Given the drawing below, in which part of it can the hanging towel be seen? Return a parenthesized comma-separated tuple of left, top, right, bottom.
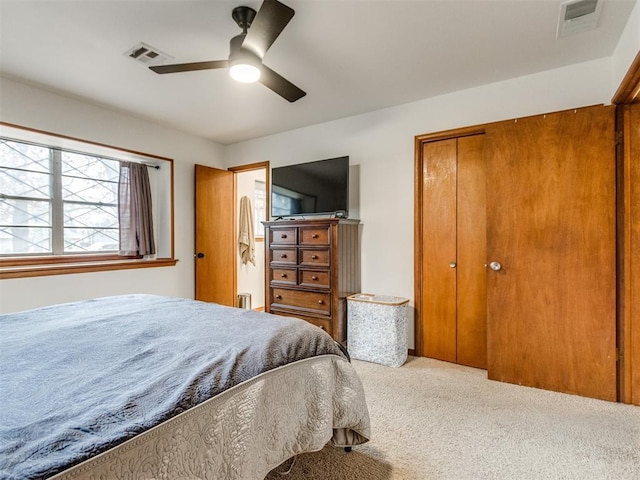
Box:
(238, 195, 255, 266)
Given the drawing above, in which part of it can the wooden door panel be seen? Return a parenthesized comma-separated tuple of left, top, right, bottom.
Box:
(628, 103, 640, 405)
(485, 106, 616, 401)
(194, 165, 235, 306)
(422, 139, 457, 362)
(456, 135, 487, 369)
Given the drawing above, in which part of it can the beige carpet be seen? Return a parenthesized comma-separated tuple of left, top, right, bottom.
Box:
(266, 356, 640, 480)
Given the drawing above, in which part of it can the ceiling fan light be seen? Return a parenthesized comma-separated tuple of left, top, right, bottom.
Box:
(230, 63, 261, 83)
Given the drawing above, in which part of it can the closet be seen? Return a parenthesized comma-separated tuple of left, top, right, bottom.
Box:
(416, 105, 617, 401)
(420, 134, 487, 369)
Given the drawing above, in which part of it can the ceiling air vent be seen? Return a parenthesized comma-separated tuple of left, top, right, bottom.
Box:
(125, 42, 172, 66)
(557, 0, 602, 38)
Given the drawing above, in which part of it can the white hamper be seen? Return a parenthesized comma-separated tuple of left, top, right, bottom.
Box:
(347, 294, 409, 367)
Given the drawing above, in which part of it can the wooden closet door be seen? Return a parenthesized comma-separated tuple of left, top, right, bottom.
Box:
(626, 103, 640, 405)
(422, 138, 457, 363)
(485, 106, 616, 401)
(421, 135, 487, 367)
(456, 135, 487, 369)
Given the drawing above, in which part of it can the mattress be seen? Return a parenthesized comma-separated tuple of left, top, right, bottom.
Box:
(0, 295, 370, 479)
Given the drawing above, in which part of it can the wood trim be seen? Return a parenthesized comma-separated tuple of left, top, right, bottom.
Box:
(612, 50, 640, 105)
(414, 135, 424, 357)
(0, 121, 174, 161)
(0, 254, 139, 266)
(620, 105, 632, 403)
(0, 258, 178, 279)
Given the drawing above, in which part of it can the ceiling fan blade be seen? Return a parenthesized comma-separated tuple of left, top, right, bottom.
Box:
(242, 0, 295, 59)
(149, 60, 229, 74)
(260, 64, 306, 103)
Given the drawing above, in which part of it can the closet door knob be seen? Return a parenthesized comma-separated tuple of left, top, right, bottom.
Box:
(489, 261, 502, 271)
(449, 262, 456, 268)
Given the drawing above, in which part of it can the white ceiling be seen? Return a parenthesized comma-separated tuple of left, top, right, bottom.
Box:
(0, 0, 636, 145)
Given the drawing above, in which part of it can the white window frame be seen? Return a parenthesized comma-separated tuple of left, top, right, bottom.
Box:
(0, 122, 176, 279)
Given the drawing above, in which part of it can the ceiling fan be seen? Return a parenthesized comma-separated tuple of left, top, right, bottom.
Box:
(149, 0, 306, 103)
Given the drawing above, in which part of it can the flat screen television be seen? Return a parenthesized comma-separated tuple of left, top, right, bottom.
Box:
(271, 156, 349, 218)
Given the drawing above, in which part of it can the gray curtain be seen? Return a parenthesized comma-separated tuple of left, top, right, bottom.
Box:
(118, 162, 156, 256)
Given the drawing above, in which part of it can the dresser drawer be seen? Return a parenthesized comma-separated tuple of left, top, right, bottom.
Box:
(270, 309, 332, 334)
(299, 226, 330, 245)
(270, 248, 297, 265)
(270, 268, 297, 285)
(299, 269, 330, 289)
(271, 288, 331, 315)
(269, 227, 297, 245)
(299, 248, 330, 267)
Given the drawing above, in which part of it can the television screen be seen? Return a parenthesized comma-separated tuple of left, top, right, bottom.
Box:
(271, 156, 349, 218)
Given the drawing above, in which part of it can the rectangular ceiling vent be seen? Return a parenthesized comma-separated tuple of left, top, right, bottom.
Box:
(557, 0, 602, 38)
(125, 42, 172, 66)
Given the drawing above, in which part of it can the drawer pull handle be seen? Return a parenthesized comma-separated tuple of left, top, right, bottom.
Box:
(280, 273, 287, 278)
(320, 326, 325, 330)
(312, 276, 318, 280)
(281, 234, 287, 238)
(318, 300, 324, 305)
(280, 254, 287, 258)
(311, 255, 318, 259)
(275, 295, 282, 299)
(312, 234, 318, 239)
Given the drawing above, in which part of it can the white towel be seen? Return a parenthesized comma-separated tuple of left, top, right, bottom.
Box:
(238, 195, 255, 266)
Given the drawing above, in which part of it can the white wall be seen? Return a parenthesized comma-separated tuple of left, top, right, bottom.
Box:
(225, 57, 613, 349)
(612, 0, 640, 97)
(0, 77, 225, 313)
(236, 169, 266, 309)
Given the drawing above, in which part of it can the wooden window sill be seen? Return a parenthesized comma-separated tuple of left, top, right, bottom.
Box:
(0, 258, 178, 279)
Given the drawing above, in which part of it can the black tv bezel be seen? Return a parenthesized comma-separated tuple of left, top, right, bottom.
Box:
(270, 156, 349, 219)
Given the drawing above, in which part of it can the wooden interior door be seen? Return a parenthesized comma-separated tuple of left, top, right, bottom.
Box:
(421, 135, 487, 368)
(194, 164, 235, 306)
(485, 106, 617, 401)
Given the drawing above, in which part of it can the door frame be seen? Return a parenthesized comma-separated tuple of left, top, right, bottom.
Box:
(414, 125, 486, 357)
(228, 161, 270, 309)
(612, 50, 640, 404)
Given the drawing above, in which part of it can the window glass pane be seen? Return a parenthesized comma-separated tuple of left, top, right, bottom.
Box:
(61, 152, 119, 181)
(61, 152, 119, 203)
(63, 203, 118, 252)
(0, 140, 50, 173)
(254, 180, 266, 236)
(0, 226, 51, 254)
(64, 228, 119, 253)
(1, 197, 52, 256)
(0, 169, 51, 199)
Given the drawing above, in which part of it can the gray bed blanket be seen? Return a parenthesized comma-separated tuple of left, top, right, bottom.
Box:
(0, 294, 345, 480)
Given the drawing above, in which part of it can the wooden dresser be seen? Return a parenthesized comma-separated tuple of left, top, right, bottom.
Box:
(263, 218, 361, 342)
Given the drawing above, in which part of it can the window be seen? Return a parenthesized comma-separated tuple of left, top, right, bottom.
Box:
(0, 123, 176, 278)
(1, 139, 121, 255)
(254, 180, 266, 237)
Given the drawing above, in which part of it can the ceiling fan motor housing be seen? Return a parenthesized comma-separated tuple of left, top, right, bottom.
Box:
(229, 34, 262, 67)
(232, 6, 257, 33)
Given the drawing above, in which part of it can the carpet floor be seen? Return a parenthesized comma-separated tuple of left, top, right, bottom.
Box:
(266, 356, 640, 480)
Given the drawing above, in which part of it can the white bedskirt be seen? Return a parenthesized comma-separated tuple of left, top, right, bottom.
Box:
(51, 355, 370, 480)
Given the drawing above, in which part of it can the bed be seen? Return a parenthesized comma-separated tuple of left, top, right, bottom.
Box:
(0, 294, 370, 480)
